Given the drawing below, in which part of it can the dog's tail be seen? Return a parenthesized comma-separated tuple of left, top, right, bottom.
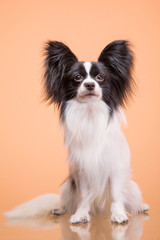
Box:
(5, 194, 60, 218)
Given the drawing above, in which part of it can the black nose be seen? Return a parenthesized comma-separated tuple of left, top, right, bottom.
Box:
(84, 82, 95, 91)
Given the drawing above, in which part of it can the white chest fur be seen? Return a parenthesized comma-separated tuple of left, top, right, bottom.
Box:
(64, 99, 109, 146)
(63, 99, 130, 196)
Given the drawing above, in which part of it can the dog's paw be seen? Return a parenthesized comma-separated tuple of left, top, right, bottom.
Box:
(111, 212, 128, 224)
(70, 212, 90, 224)
(51, 208, 65, 216)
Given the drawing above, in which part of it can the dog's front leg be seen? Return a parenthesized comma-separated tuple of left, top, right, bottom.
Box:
(110, 172, 128, 224)
(70, 178, 91, 224)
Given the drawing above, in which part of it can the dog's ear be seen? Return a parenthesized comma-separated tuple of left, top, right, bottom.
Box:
(43, 41, 78, 106)
(98, 40, 134, 107)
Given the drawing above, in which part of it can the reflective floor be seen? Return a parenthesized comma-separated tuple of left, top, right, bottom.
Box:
(1, 206, 160, 240)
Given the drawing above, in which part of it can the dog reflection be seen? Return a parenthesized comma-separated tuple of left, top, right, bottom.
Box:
(111, 214, 149, 240)
(6, 213, 149, 240)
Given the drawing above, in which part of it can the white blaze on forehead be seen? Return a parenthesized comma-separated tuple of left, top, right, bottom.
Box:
(78, 61, 102, 100)
(83, 62, 92, 76)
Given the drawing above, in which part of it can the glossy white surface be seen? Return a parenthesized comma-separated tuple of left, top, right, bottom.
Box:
(1, 206, 160, 240)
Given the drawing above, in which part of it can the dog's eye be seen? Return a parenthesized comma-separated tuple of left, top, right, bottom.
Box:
(95, 74, 104, 82)
(74, 74, 83, 82)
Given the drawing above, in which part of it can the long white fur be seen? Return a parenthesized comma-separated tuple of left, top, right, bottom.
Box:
(64, 98, 149, 223)
(5, 194, 60, 218)
(5, 62, 149, 223)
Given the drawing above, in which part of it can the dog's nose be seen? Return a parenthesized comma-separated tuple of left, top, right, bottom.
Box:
(84, 82, 95, 91)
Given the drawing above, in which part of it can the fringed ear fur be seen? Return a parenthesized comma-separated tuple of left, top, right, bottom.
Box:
(98, 40, 134, 108)
(43, 41, 78, 107)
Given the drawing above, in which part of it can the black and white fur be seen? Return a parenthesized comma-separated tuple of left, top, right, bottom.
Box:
(5, 40, 149, 224)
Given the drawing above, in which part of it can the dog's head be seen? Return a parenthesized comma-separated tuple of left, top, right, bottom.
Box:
(43, 41, 134, 117)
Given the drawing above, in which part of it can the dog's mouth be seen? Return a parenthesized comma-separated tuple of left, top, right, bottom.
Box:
(80, 90, 99, 98)
(85, 92, 96, 96)
(77, 87, 102, 101)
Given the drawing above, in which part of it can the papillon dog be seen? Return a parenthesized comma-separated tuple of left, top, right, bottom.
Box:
(5, 40, 149, 224)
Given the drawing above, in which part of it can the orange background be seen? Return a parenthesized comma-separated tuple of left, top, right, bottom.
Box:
(0, 0, 160, 211)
